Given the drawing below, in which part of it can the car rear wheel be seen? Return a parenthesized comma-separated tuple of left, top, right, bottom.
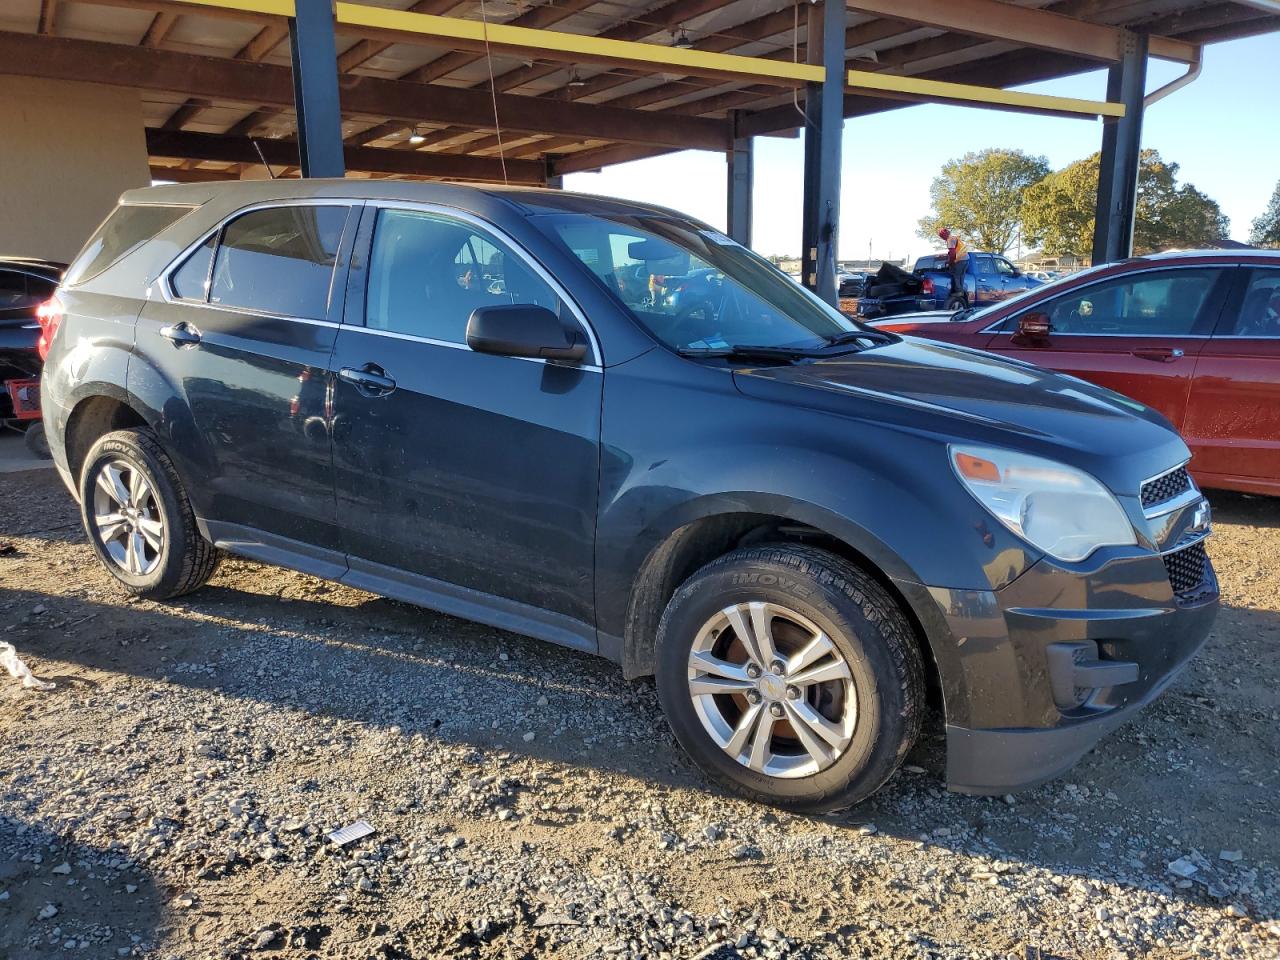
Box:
(655, 544, 924, 812)
(79, 428, 219, 600)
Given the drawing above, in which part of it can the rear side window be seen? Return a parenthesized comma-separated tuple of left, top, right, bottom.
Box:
(1228, 268, 1280, 338)
(208, 205, 349, 319)
(65, 203, 192, 286)
(0, 270, 31, 309)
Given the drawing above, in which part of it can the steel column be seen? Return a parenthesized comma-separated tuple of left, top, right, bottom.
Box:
(727, 113, 754, 246)
(289, 0, 345, 178)
(801, 0, 845, 306)
(1092, 32, 1147, 264)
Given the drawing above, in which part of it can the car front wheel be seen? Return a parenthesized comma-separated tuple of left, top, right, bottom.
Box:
(655, 545, 925, 812)
(79, 428, 219, 600)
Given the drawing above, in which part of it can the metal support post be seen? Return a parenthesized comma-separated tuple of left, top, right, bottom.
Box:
(801, 0, 845, 306)
(727, 112, 754, 246)
(1092, 32, 1147, 264)
(289, 0, 345, 178)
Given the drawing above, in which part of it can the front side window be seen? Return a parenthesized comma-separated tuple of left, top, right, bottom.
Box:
(1229, 268, 1280, 338)
(540, 214, 859, 352)
(995, 257, 1017, 278)
(365, 208, 561, 344)
(209, 205, 349, 319)
(65, 203, 192, 286)
(1029, 268, 1221, 336)
(972, 255, 996, 276)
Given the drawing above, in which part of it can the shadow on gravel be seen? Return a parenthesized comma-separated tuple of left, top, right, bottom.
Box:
(1206, 489, 1280, 529)
(0, 816, 165, 959)
(5, 563, 1278, 927)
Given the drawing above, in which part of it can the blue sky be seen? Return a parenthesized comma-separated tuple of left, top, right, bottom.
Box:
(566, 32, 1280, 260)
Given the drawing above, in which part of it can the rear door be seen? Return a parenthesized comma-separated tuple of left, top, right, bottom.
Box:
(1182, 266, 1280, 491)
(986, 266, 1231, 432)
(969, 254, 1002, 305)
(329, 203, 602, 639)
(136, 201, 355, 562)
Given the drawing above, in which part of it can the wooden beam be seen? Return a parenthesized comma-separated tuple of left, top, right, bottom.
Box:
(0, 32, 731, 151)
(846, 0, 1198, 63)
(333, 4, 823, 87)
(146, 128, 548, 183)
(336, 0, 459, 73)
(151, 163, 241, 182)
(845, 67, 1124, 117)
(163, 97, 211, 129)
(37, 0, 59, 34)
(141, 10, 180, 46)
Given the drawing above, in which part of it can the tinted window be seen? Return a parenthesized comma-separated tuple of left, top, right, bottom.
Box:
(65, 204, 191, 286)
(545, 214, 861, 352)
(1034, 269, 1220, 336)
(209, 205, 348, 319)
(170, 235, 216, 301)
(972, 255, 996, 276)
(1230, 268, 1280, 338)
(0, 270, 28, 309)
(365, 208, 561, 344)
(995, 258, 1017, 277)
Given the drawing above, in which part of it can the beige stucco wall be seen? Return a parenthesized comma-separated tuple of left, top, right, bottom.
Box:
(0, 76, 150, 263)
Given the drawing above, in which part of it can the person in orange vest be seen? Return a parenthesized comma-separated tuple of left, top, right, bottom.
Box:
(938, 227, 969, 304)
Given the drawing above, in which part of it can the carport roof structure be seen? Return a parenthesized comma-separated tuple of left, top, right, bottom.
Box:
(2, 0, 1277, 305)
(3, 0, 1275, 184)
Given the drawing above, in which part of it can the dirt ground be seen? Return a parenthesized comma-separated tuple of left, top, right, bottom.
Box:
(1, 466, 1277, 960)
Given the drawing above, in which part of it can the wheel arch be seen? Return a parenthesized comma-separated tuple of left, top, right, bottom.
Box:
(62, 390, 152, 489)
(618, 495, 948, 716)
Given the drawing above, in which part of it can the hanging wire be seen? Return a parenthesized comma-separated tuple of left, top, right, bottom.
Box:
(477, 0, 510, 185)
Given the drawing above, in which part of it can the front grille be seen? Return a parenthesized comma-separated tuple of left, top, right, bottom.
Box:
(1163, 541, 1207, 595)
(1142, 466, 1191, 510)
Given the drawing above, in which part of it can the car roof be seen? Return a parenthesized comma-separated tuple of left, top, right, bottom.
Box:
(0, 256, 66, 277)
(121, 178, 697, 223)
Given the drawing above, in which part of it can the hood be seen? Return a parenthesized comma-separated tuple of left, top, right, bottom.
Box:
(731, 336, 1189, 492)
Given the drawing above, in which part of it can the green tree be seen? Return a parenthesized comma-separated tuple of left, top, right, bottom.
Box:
(1250, 180, 1280, 248)
(916, 149, 1050, 253)
(1021, 149, 1230, 257)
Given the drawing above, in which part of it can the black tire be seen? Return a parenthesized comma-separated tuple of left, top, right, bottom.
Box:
(78, 428, 219, 600)
(945, 293, 967, 310)
(23, 422, 50, 459)
(655, 544, 925, 812)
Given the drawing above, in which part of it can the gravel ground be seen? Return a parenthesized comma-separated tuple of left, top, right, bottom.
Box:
(1, 470, 1277, 960)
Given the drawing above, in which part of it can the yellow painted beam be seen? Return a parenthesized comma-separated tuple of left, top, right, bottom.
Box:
(847, 69, 1126, 119)
(334, 2, 824, 87)
(166, 0, 294, 15)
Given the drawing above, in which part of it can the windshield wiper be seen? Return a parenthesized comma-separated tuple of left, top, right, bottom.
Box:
(677, 344, 823, 361)
(824, 329, 896, 348)
(951, 306, 979, 322)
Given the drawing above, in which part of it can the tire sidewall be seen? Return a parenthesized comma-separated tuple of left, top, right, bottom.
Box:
(79, 433, 184, 595)
(656, 553, 910, 809)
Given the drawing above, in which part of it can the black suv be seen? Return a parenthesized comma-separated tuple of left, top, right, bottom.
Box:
(41, 181, 1218, 812)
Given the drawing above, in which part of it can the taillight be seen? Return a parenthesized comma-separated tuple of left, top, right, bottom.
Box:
(35, 296, 64, 361)
(921, 277, 935, 296)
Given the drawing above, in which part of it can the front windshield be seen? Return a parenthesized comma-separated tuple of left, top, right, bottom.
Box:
(539, 213, 866, 352)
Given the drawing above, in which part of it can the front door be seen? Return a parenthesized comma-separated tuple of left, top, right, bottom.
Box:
(136, 202, 354, 561)
(330, 205, 602, 642)
(1183, 266, 1280, 492)
(985, 266, 1232, 432)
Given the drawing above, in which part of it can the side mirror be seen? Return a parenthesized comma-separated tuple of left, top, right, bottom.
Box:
(466, 304, 588, 363)
(1013, 311, 1052, 344)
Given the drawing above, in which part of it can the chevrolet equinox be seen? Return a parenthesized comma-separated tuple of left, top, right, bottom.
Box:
(40, 181, 1218, 812)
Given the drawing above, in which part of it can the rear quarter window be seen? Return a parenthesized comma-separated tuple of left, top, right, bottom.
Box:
(65, 203, 194, 286)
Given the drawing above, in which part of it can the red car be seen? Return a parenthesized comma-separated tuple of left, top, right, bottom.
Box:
(875, 250, 1280, 496)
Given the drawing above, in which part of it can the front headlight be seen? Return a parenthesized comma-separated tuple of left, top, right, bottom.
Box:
(949, 445, 1136, 562)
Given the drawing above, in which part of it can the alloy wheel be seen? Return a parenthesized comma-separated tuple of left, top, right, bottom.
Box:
(686, 601, 857, 778)
(91, 458, 165, 576)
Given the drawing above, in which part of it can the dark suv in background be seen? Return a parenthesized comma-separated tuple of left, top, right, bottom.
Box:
(41, 181, 1217, 811)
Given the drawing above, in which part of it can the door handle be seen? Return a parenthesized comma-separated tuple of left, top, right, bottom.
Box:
(1131, 347, 1184, 363)
(159, 321, 201, 346)
(338, 364, 397, 396)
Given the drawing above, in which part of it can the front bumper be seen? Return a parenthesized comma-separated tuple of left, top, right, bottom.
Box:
(902, 545, 1219, 795)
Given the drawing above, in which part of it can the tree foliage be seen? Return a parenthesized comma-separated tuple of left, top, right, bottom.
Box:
(1250, 180, 1280, 248)
(1021, 149, 1230, 257)
(916, 149, 1050, 254)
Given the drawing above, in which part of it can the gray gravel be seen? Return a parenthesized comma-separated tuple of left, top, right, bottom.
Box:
(1, 473, 1278, 959)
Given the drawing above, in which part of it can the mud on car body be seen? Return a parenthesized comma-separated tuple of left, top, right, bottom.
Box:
(41, 180, 1217, 811)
